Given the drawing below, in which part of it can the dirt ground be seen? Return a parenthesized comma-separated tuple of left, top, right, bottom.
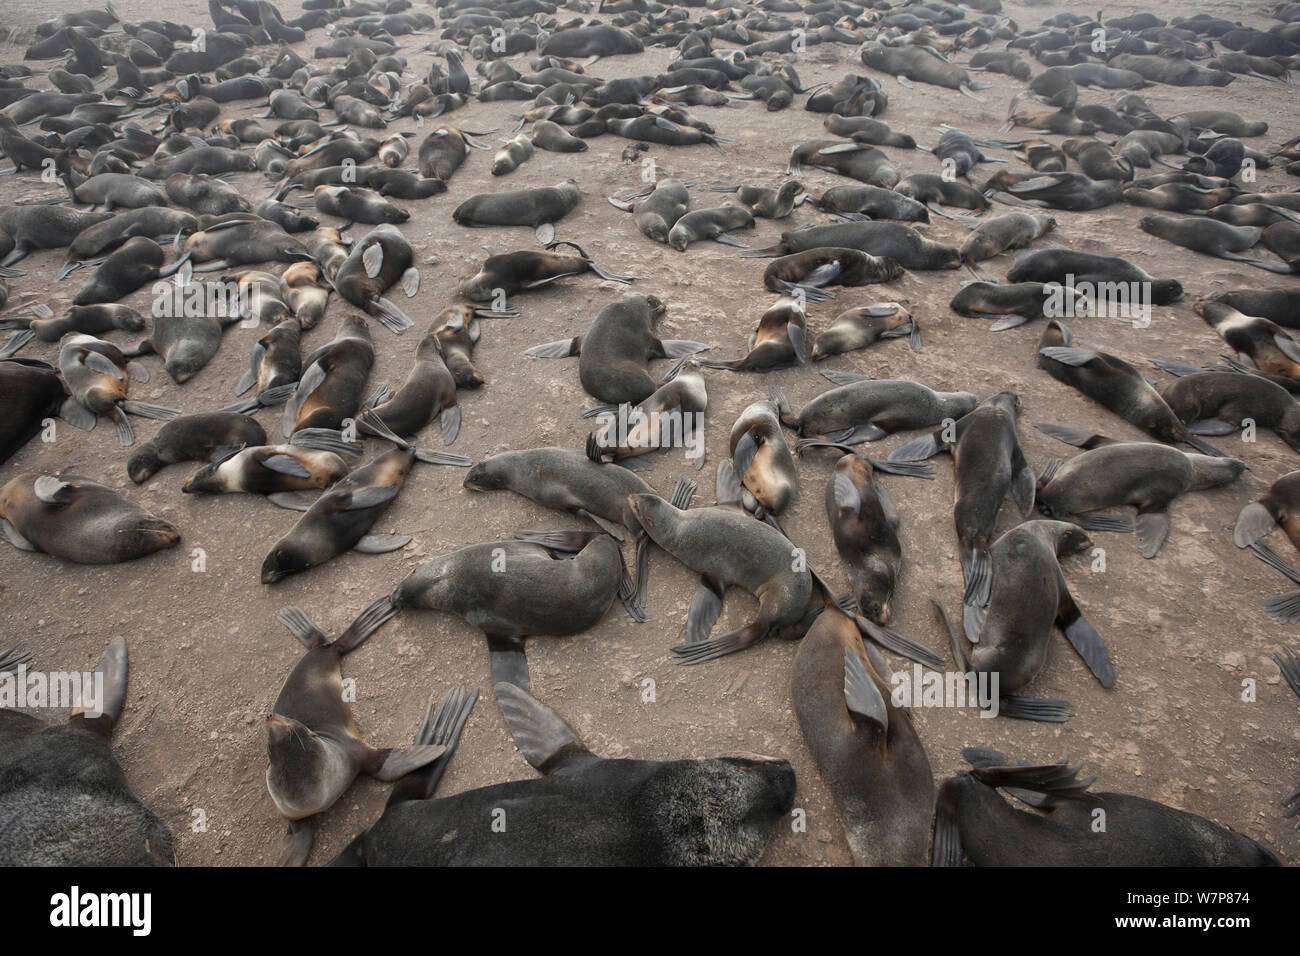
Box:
(1, 0, 1298, 866)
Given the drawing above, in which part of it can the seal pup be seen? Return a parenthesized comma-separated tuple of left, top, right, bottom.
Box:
(860, 42, 990, 100)
(1008, 249, 1181, 304)
(460, 242, 630, 301)
(282, 315, 374, 438)
(722, 400, 800, 528)
(934, 521, 1113, 721)
(627, 470, 822, 665)
(329, 682, 795, 866)
(1035, 435, 1246, 558)
(1207, 290, 1300, 328)
(223, 317, 301, 414)
(761, 248, 903, 301)
(0, 474, 179, 564)
(959, 213, 1057, 280)
(813, 185, 929, 222)
(364, 530, 636, 687)
(452, 179, 581, 240)
(891, 391, 1035, 634)
(608, 177, 691, 244)
(704, 182, 805, 219)
(266, 605, 450, 866)
(585, 361, 707, 471)
(1197, 300, 1300, 379)
(812, 303, 920, 358)
(280, 261, 331, 330)
(182, 446, 349, 499)
(127, 411, 267, 483)
(740, 221, 960, 271)
(359, 323, 461, 445)
(787, 140, 900, 188)
(332, 223, 420, 334)
(949, 281, 1066, 331)
(525, 294, 708, 405)
(56, 333, 179, 446)
(667, 205, 755, 251)
(1139, 214, 1293, 274)
(697, 298, 809, 371)
(773, 371, 977, 444)
(1159, 371, 1300, 452)
(1036, 321, 1223, 456)
(0, 637, 176, 865)
(1233, 472, 1300, 623)
(933, 749, 1279, 866)
(792, 606, 933, 865)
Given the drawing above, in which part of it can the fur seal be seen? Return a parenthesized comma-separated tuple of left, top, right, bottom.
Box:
(417, 126, 493, 182)
(698, 298, 809, 371)
(627, 479, 821, 665)
(0, 637, 176, 865)
(609, 178, 690, 243)
(460, 243, 630, 301)
(892, 392, 1035, 633)
(0, 206, 113, 266)
(813, 185, 929, 222)
(183, 445, 348, 497)
(434, 305, 489, 389)
(742, 222, 959, 271)
(706, 182, 805, 220)
(823, 115, 917, 150)
(1008, 250, 1182, 304)
(452, 179, 581, 235)
(773, 371, 977, 444)
(725, 400, 799, 525)
(265, 604, 449, 866)
(1160, 371, 1300, 452)
(585, 362, 707, 470)
(525, 295, 707, 405)
(787, 139, 900, 188)
(281, 261, 331, 329)
(792, 606, 933, 864)
(57, 333, 178, 446)
(0, 358, 65, 464)
(667, 205, 755, 251)
(985, 172, 1121, 211)
(125, 410, 266, 483)
(70, 237, 187, 306)
(332, 224, 419, 334)
(0, 474, 179, 564)
(223, 316, 301, 414)
(933, 749, 1278, 866)
(1205, 291, 1300, 327)
(330, 681, 794, 867)
(1035, 434, 1246, 557)
(949, 281, 1066, 331)
(360, 323, 461, 444)
(811, 303, 919, 359)
(935, 520, 1113, 721)
(313, 185, 409, 226)
(1196, 300, 1300, 379)
(959, 213, 1057, 278)
(282, 315, 373, 438)
(762, 248, 903, 301)
(860, 42, 989, 99)
(1139, 215, 1292, 274)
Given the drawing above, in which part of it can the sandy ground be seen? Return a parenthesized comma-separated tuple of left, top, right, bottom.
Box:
(0, 0, 1298, 866)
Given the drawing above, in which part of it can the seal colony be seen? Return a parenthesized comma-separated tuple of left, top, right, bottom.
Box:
(0, 0, 1296, 869)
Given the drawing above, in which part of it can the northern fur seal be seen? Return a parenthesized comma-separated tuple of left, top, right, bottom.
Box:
(724, 400, 799, 526)
(266, 605, 450, 866)
(525, 295, 707, 405)
(0, 474, 179, 564)
(860, 42, 989, 99)
(0, 637, 176, 865)
(1206, 290, 1300, 328)
(812, 303, 920, 359)
(792, 606, 933, 865)
(330, 681, 795, 866)
(1234, 473, 1300, 623)
(667, 205, 755, 251)
(1035, 435, 1246, 558)
(585, 361, 707, 470)
(774, 370, 977, 444)
(127, 411, 267, 483)
(959, 213, 1057, 278)
(933, 749, 1279, 866)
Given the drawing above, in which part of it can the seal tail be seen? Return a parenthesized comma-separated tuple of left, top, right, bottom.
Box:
(334, 596, 400, 654)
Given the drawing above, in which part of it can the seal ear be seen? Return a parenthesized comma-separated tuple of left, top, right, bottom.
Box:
(494, 681, 590, 773)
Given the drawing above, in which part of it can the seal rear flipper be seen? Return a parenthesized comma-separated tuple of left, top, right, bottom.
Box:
(110, 405, 134, 446)
(1149, 358, 1205, 377)
(1235, 502, 1278, 548)
(960, 545, 992, 611)
(333, 485, 400, 512)
(283, 361, 327, 437)
(120, 400, 180, 420)
(291, 427, 363, 457)
(931, 780, 964, 867)
(1034, 422, 1114, 448)
(669, 477, 697, 510)
(659, 339, 710, 359)
(268, 492, 314, 511)
(820, 368, 871, 386)
(353, 533, 411, 554)
(220, 397, 263, 415)
(962, 600, 987, 645)
(1134, 509, 1170, 558)
(0, 329, 33, 358)
(988, 314, 1031, 332)
(277, 606, 328, 648)
(400, 267, 420, 298)
(931, 597, 972, 671)
(997, 695, 1075, 722)
(1060, 601, 1114, 687)
(1039, 345, 1098, 367)
(672, 619, 765, 665)
(682, 577, 725, 645)
(334, 596, 400, 654)
(1252, 541, 1300, 584)
(1011, 461, 1036, 517)
(1076, 511, 1134, 533)
(370, 740, 447, 781)
(387, 685, 480, 805)
(843, 646, 888, 735)
(414, 449, 472, 466)
(970, 756, 1096, 804)
(370, 296, 414, 334)
(715, 458, 744, 507)
(852, 613, 947, 670)
(278, 818, 316, 868)
(0, 642, 32, 675)
(524, 337, 581, 358)
(1276, 647, 1300, 699)
(0, 518, 37, 552)
(236, 342, 264, 395)
(1181, 435, 1228, 458)
(495, 680, 591, 774)
(1263, 590, 1300, 625)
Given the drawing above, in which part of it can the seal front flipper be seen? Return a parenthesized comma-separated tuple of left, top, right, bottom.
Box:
(851, 611, 946, 669)
(1184, 419, 1236, 436)
(370, 296, 414, 334)
(268, 492, 314, 511)
(932, 779, 963, 866)
(889, 428, 949, 462)
(1034, 422, 1116, 448)
(1134, 508, 1170, 558)
(827, 423, 889, 444)
(1075, 511, 1135, 533)
(1181, 435, 1228, 458)
(524, 337, 581, 358)
(353, 533, 411, 554)
(495, 681, 591, 773)
(1235, 501, 1279, 548)
(279, 818, 316, 868)
(658, 339, 710, 359)
(0, 517, 36, 551)
(1058, 595, 1114, 687)
(843, 646, 888, 734)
